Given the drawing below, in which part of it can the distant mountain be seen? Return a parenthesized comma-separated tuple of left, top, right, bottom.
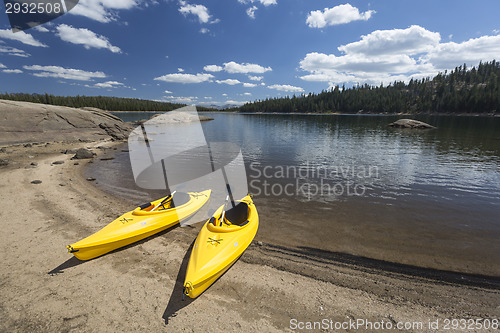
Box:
(221, 103, 243, 110)
(236, 60, 500, 114)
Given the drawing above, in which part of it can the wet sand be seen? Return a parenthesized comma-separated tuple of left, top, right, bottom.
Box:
(1, 139, 499, 332)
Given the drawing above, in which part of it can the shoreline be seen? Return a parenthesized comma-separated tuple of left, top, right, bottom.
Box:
(1, 138, 499, 331)
(87, 145, 500, 278)
(86, 145, 500, 280)
(111, 110, 500, 117)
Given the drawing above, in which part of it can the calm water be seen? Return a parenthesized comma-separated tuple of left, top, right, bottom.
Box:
(99, 112, 500, 275)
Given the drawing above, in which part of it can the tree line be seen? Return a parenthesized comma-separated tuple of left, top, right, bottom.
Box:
(235, 60, 500, 114)
(0, 93, 216, 112)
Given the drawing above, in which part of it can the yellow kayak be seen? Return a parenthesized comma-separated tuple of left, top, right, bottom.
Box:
(67, 190, 211, 260)
(183, 195, 258, 299)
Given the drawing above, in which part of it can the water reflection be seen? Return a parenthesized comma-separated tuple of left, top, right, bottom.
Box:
(105, 112, 500, 275)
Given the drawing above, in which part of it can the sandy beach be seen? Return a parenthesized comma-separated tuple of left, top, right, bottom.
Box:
(1, 103, 499, 332)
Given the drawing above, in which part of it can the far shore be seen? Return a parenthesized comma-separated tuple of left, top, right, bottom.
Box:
(111, 109, 500, 117)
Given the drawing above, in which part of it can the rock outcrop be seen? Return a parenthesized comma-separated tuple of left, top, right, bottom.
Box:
(388, 119, 436, 129)
(0, 99, 133, 145)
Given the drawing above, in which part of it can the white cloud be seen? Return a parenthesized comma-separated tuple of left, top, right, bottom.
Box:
(224, 61, 272, 74)
(299, 51, 436, 85)
(424, 34, 500, 70)
(248, 75, 263, 81)
(238, 0, 276, 6)
(70, 0, 138, 23)
(33, 25, 50, 32)
(164, 90, 173, 94)
(204, 61, 271, 74)
(216, 79, 241, 85)
(338, 25, 440, 56)
(243, 92, 252, 96)
(0, 29, 47, 47)
(225, 100, 248, 105)
(238, 0, 276, 19)
(23, 65, 107, 81)
(204, 64, 223, 72)
(3, 69, 23, 74)
(56, 24, 121, 53)
(0, 45, 30, 57)
(268, 84, 304, 93)
(179, 1, 212, 24)
(154, 72, 214, 84)
(163, 95, 198, 104)
(300, 52, 419, 76)
(246, 6, 258, 19)
(93, 81, 124, 88)
(200, 28, 210, 34)
(222, 93, 228, 96)
(243, 82, 257, 87)
(178, 68, 185, 72)
(306, 3, 375, 28)
(299, 25, 500, 86)
(0, 63, 5, 68)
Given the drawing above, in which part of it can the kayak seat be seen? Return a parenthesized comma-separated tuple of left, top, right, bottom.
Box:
(139, 202, 152, 210)
(171, 192, 190, 208)
(224, 202, 249, 226)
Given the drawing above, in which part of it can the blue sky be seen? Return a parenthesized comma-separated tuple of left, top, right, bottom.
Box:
(1, 0, 500, 107)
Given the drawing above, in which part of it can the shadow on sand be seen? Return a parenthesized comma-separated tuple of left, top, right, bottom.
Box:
(162, 240, 196, 324)
(48, 224, 181, 276)
(162, 242, 248, 325)
(48, 256, 85, 275)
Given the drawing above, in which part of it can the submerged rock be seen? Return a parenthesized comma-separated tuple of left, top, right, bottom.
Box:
(388, 119, 436, 129)
(199, 115, 214, 121)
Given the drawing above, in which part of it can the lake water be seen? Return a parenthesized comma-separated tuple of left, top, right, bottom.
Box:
(94, 112, 500, 276)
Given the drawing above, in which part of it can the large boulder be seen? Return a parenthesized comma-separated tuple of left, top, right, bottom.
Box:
(388, 119, 436, 129)
(73, 148, 94, 159)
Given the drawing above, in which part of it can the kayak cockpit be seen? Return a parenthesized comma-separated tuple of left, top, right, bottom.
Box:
(208, 200, 255, 232)
(133, 192, 191, 215)
(224, 202, 249, 225)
